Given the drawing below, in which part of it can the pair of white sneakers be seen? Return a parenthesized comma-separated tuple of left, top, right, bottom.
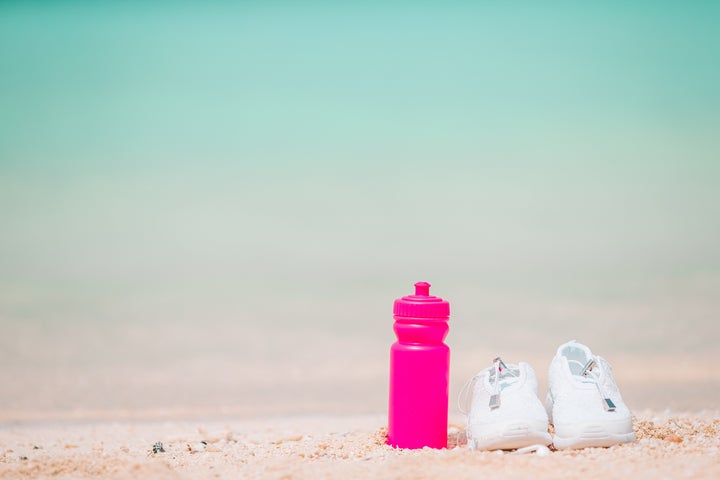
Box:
(461, 340, 635, 450)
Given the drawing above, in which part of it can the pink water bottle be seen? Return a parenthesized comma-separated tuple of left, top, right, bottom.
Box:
(388, 281, 450, 449)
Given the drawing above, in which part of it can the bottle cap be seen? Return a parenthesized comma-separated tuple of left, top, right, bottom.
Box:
(393, 281, 450, 318)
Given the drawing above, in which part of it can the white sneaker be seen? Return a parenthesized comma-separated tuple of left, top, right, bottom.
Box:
(463, 357, 552, 450)
(546, 340, 635, 449)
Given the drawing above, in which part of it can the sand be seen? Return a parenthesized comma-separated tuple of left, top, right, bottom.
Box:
(2, 315, 719, 478)
(1, 411, 718, 479)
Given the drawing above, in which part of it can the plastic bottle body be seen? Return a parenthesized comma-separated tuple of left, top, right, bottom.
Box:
(388, 315, 450, 449)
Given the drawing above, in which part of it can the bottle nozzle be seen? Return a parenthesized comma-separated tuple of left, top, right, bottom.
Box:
(414, 282, 431, 296)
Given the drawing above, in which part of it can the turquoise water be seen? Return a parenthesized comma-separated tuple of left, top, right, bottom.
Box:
(2, 2, 719, 168)
(1, 2, 719, 415)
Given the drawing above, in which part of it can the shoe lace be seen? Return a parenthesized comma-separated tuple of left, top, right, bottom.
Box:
(457, 356, 518, 415)
(580, 357, 616, 412)
(488, 356, 518, 410)
(457, 375, 479, 416)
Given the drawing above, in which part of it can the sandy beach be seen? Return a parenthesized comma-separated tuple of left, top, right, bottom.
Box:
(2, 322, 719, 479)
(1, 412, 719, 479)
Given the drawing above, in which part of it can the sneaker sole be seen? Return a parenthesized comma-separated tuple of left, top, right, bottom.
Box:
(552, 425, 635, 449)
(470, 423, 552, 451)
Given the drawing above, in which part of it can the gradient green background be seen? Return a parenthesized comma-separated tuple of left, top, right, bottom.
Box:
(1, 2, 719, 416)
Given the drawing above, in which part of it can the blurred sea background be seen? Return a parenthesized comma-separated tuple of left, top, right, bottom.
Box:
(1, 1, 719, 423)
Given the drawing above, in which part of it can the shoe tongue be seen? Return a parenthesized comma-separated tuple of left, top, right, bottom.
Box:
(491, 364, 520, 383)
(498, 375, 519, 391)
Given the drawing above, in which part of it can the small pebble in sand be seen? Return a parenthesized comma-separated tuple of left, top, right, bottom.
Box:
(187, 441, 208, 453)
(513, 444, 551, 456)
(151, 442, 165, 454)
